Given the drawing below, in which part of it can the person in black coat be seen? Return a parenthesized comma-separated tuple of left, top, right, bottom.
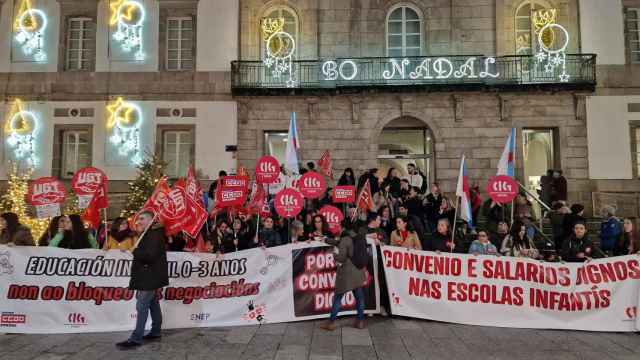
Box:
(561, 221, 593, 262)
(338, 168, 356, 186)
(427, 218, 456, 252)
(256, 216, 282, 248)
(117, 210, 168, 349)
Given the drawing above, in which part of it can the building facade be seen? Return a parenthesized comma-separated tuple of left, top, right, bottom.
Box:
(0, 0, 240, 215)
(0, 0, 638, 218)
(232, 0, 638, 217)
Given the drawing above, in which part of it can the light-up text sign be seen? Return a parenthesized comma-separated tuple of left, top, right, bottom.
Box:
(321, 56, 500, 82)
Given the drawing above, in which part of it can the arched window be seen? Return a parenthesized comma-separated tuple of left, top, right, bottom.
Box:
(515, 0, 553, 55)
(386, 4, 422, 57)
(261, 6, 298, 58)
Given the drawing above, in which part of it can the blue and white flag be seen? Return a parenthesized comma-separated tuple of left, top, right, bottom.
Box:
(497, 128, 516, 177)
(456, 154, 473, 228)
(284, 112, 300, 175)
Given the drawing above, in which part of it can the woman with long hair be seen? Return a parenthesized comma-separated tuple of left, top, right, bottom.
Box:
(501, 221, 539, 259)
(224, 217, 250, 252)
(390, 216, 421, 250)
(338, 168, 356, 186)
(104, 217, 136, 251)
(38, 216, 61, 247)
(0, 212, 34, 246)
(308, 214, 331, 242)
(614, 218, 640, 256)
(49, 214, 97, 249)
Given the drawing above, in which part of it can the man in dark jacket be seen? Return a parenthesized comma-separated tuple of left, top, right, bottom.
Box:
(117, 211, 168, 350)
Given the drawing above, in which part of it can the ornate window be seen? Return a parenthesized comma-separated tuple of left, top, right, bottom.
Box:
(515, 0, 553, 55)
(261, 6, 298, 58)
(166, 17, 194, 70)
(386, 4, 422, 57)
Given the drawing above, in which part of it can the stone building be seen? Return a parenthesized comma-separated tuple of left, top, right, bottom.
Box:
(232, 0, 638, 216)
(0, 0, 638, 218)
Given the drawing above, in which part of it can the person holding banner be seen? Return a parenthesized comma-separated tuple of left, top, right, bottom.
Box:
(308, 215, 331, 242)
(117, 210, 168, 350)
(320, 223, 367, 331)
(48, 215, 97, 249)
(560, 221, 593, 263)
(0, 212, 34, 246)
(427, 218, 455, 252)
(500, 221, 539, 259)
(468, 230, 498, 256)
(256, 216, 282, 248)
(390, 216, 422, 250)
(104, 217, 136, 251)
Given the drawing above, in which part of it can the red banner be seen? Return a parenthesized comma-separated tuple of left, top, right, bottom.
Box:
(255, 156, 280, 184)
(215, 176, 249, 209)
(27, 177, 66, 206)
(357, 179, 374, 211)
(173, 182, 208, 238)
(298, 171, 326, 199)
(318, 205, 344, 235)
(185, 167, 203, 204)
(318, 150, 333, 179)
(275, 188, 304, 218)
(332, 186, 356, 203)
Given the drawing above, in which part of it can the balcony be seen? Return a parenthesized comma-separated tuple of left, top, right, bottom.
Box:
(231, 54, 596, 95)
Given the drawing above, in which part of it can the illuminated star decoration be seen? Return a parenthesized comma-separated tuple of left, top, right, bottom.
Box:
(106, 97, 143, 164)
(4, 99, 38, 166)
(109, 0, 145, 61)
(261, 17, 297, 88)
(535, 22, 570, 83)
(13, 0, 47, 62)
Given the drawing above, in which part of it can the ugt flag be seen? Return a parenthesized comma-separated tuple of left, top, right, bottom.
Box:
(497, 128, 515, 177)
(284, 112, 300, 175)
(456, 154, 473, 228)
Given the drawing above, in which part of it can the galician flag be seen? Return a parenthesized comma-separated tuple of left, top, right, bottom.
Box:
(497, 127, 516, 177)
(456, 154, 473, 228)
(284, 112, 300, 175)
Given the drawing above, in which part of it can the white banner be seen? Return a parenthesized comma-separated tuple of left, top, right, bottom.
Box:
(382, 246, 640, 332)
(0, 243, 379, 334)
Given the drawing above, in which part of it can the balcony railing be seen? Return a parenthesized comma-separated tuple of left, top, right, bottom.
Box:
(231, 54, 596, 94)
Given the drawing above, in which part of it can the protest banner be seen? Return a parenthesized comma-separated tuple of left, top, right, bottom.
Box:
(71, 167, 107, 209)
(382, 246, 640, 332)
(0, 243, 379, 334)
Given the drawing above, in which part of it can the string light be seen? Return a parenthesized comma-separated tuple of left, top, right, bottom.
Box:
(13, 0, 47, 62)
(109, 0, 146, 61)
(533, 9, 570, 83)
(261, 17, 296, 87)
(4, 99, 38, 166)
(106, 97, 142, 164)
(0, 163, 49, 243)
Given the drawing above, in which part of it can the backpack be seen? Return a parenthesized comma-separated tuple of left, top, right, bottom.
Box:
(350, 230, 369, 269)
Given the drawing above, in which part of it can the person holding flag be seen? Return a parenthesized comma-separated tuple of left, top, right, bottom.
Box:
(117, 210, 169, 350)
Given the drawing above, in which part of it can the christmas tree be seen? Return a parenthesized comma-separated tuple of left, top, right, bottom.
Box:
(120, 153, 167, 218)
(0, 163, 49, 241)
(63, 191, 82, 216)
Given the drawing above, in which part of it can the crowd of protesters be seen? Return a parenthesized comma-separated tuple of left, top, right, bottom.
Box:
(2, 164, 640, 264)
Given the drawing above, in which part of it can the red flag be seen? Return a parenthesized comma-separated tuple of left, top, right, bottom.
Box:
(318, 150, 333, 178)
(81, 194, 102, 229)
(166, 181, 208, 238)
(356, 179, 374, 211)
(132, 177, 170, 226)
(186, 167, 203, 205)
(81, 175, 108, 229)
(248, 184, 266, 214)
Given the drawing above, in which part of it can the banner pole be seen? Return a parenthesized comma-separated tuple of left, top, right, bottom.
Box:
(255, 214, 260, 246)
(451, 197, 459, 253)
(103, 208, 108, 249)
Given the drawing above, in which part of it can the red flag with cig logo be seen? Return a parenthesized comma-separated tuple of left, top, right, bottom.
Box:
(356, 179, 374, 211)
(318, 150, 333, 179)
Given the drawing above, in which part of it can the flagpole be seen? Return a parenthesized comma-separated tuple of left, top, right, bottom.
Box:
(451, 197, 459, 253)
(103, 208, 108, 249)
(511, 128, 517, 228)
(133, 213, 157, 249)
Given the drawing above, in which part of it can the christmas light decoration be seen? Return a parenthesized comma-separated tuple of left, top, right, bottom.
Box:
(109, 0, 146, 61)
(4, 99, 38, 166)
(534, 9, 570, 83)
(13, 0, 47, 62)
(0, 163, 49, 243)
(120, 153, 167, 219)
(261, 17, 296, 87)
(106, 97, 142, 164)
